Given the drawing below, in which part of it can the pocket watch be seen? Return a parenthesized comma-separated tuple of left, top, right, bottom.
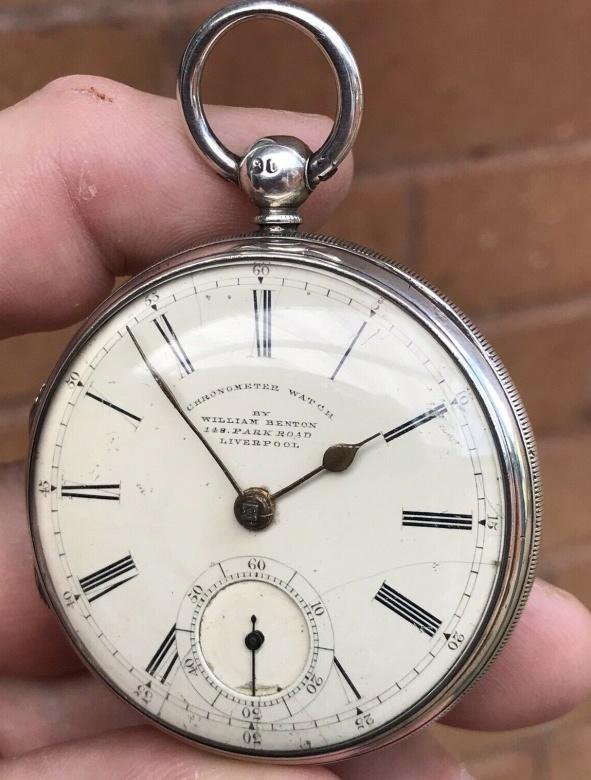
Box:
(28, 0, 541, 764)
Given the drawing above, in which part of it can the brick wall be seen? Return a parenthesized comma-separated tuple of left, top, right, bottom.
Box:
(1, 1, 590, 776)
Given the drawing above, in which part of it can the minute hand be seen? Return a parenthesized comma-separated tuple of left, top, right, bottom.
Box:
(271, 432, 380, 501)
(127, 326, 242, 496)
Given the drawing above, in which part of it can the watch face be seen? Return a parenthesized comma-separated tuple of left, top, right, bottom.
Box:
(29, 240, 537, 760)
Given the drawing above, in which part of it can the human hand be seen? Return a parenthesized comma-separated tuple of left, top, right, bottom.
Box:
(1, 76, 590, 779)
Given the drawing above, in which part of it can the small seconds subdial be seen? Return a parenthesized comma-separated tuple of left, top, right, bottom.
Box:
(176, 556, 334, 721)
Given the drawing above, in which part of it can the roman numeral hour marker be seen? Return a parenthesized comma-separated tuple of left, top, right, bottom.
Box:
(146, 625, 179, 684)
(61, 482, 121, 501)
(402, 510, 473, 530)
(253, 289, 272, 357)
(153, 314, 194, 377)
(375, 583, 442, 638)
(79, 554, 138, 602)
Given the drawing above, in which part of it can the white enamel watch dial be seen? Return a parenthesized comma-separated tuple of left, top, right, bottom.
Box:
(29, 240, 540, 762)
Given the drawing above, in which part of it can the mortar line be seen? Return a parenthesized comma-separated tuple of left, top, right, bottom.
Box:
(403, 177, 422, 270)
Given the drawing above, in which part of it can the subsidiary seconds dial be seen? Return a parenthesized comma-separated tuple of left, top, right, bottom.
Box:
(29, 244, 538, 760)
(176, 555, 334, 720)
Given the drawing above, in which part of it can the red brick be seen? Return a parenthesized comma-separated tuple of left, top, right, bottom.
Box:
(0, 0, 62, 6)
(418, 148, 591, 315)
(343, 0, 591, 167)
(537, 434, 591, 550)
(0, 23, 172, 110)
(480, 299, 591, 437)
(321, 173, 409, 261)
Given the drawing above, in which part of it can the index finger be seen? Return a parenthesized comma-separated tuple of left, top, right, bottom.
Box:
(0, 75, 352, 338)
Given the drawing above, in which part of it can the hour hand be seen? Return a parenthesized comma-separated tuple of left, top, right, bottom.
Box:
(271, 433, 380, 501)
(322, 441, 367, 472)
